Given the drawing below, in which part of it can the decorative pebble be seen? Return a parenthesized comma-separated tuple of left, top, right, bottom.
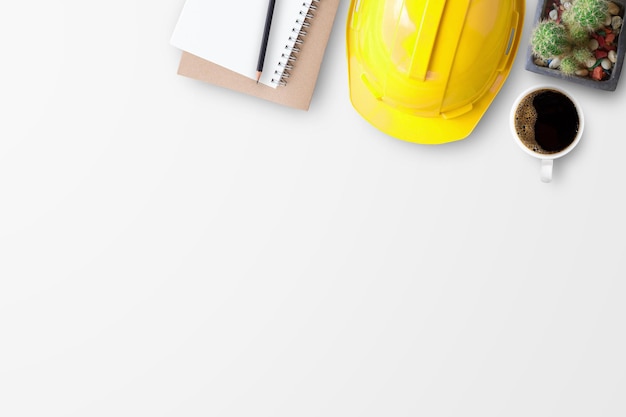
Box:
(608, 1, 620, 15)
(609, 49, 617, 63)
(606, 33, 616, 44)
(605, 14, 613, 27)
(549, 9, 559, 20)
(575, 69, 589, 77)
(534, 58, 548, 67)
(592, 65, 605, 80)
(549, 57, 561, 69)
(602, 58, 612, 69)
(589, 38, 599, 50)
(563, 1, 572, 10)
(596, 49, 608, 59)
(612, 15, 622, 30)
(586, 57, 597, 68)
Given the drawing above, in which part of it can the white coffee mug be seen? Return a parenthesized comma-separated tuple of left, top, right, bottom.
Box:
(510, 85, 584, 183)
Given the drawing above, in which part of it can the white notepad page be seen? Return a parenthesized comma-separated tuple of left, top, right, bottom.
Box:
(171, 0, 311, 88)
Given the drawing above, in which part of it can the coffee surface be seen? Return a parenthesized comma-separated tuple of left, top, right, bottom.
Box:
(514, 89, 579, 154)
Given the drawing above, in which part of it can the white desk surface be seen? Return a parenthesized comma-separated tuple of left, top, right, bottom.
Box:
(1, 1, 625, 416)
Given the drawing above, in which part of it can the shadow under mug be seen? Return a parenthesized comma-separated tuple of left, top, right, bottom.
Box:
(510, 86, 585, 183)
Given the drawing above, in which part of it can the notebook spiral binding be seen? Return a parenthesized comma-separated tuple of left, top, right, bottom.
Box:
(271, 0, 321, 86)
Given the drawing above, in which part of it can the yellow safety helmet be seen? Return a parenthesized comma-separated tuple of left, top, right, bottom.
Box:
(347, 0, 524, 144)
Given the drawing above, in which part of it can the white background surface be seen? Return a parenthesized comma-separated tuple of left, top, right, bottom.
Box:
(1, 1, 624, 416)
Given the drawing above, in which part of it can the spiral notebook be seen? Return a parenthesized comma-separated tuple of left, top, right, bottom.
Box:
(171, 0, 339, 110)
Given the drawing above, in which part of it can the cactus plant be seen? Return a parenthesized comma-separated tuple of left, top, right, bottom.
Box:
(531, 20, 569, 59)
(568, 22, 592, 44)
(559, 56, 580, 74)
(570, 0, 610, 30)
(572, 46, 594, 63)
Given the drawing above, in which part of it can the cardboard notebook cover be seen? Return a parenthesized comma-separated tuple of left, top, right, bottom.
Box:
(176, 0, 340, 111)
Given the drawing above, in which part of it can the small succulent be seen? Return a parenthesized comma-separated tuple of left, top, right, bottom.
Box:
(572, 46, 594, 63)
(570, 0, 610, 30)
(531, 20, 569, 59)
(559, 56, 580, 74)
(568, 22, 592, 44)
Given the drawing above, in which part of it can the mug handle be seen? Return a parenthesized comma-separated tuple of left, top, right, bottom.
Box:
(541, 159, 553, 183)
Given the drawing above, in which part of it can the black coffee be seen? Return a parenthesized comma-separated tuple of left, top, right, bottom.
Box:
(514, 89, 580, 154)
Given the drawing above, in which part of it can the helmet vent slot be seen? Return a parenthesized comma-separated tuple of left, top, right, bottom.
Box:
(505, 27, 515, 55)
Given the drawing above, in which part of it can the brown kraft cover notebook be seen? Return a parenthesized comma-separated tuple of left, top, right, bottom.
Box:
(176, 0, 340, 111)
